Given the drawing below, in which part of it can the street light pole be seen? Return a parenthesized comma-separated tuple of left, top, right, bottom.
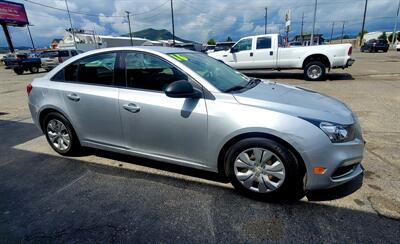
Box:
(392, 0, 400, 47)
(264, 7, 268, 34)
(359, 0, 368, 46)
(311, 0, 318, 45)
(341, 21, 345, 44)
(65, 0, 77, 50)
(170, 0, 175, 46)
(27, 24, 35, 51)
(300, 12, 304, 44)
(330, 22, 335, 44)
(125, 11, 133, 46)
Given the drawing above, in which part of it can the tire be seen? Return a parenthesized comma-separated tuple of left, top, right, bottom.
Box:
(304, 61, 326, 81)
(43, 112, 80, 156)
(29, 66, 39, 73)
(13, 68, 24, 75)
(224, 138, 305, 202)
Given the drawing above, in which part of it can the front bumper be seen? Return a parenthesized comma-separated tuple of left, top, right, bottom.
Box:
(306, 169, 364, 201)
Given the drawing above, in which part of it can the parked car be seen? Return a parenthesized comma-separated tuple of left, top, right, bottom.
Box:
(214, 41, 235, 52)
(203, 44, 215, 54)
(1, 53, 16, 64)
(209, 34, 354, 81)
(360, 39, 389, 53)
(40, 49, 82, 71)
(289, 41, 303, 46)
(27, 46, 364, 201)
(396, 42, 400, 51)
(5, 53, 41, 75)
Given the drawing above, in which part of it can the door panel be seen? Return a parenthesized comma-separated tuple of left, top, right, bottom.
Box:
(226, 38, 254, 69)
(119, 90, 208, 163)
(252, 36, 276, 69)
(62, 84, 123, 147)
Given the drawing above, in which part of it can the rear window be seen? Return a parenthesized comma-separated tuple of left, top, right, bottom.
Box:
(376, 40, 388, 44)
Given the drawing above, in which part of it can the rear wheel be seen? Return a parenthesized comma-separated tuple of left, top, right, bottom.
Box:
(304, 61, 326, 81)
(29, 66, 39, 73)
(43, 112, 80, 156)
(13, 68, 24, 75)
(224, 138, 305, 201)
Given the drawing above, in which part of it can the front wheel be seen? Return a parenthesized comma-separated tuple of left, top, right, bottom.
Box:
(43, 112, 80, 156)
(304, 61, 326, 81)
(224, 138, 305, 201)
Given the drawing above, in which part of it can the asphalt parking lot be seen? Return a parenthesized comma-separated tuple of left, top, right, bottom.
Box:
(1, 50, 399, 243)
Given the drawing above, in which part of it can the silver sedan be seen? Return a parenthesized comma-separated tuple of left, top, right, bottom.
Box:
(27, 47, 364, 201)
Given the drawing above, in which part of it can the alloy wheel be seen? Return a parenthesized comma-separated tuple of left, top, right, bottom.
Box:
(307, 65, 322, 79)
(46, 119, 71, 152)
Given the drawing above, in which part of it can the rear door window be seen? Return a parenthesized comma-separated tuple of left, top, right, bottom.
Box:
(256, 37, 272, 49)
(52, 52, 117, 86)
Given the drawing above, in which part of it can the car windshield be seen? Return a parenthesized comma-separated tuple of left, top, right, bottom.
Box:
(214, 44, 232, 51)
(168, 52, 251, 92)
(41, 51, 58, 58)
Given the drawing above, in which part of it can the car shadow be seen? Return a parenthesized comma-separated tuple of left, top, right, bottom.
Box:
(1, 119, 399, 242)
(243, 71, 355, 81)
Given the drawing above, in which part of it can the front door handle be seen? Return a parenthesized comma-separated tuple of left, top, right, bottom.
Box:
(123, 103, 140, 113)
(270, 51, 274, 56)
(67, 93, 80, 102)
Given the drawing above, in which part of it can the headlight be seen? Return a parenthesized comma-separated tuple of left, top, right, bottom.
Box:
(301, 118, 356, 143)
(319, 122, 355, 143)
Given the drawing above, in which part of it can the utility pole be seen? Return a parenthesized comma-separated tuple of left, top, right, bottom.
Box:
(264, 7, 268, 34)
(330, 22, 335, 44)
(311, 0, 318, 45)
(359, 0, 368, 46)
(392, 0, 400, 47)
(27, 24, 35, 51)
(341, 21, 345, 44)
(125, 11, 133, 46)
(170, 0, 175, 46)
(300, 12, 304, 44)
(65, 0, 77, 50)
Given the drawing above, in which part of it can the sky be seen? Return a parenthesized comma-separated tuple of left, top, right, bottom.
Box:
(1, 0, 399, 48)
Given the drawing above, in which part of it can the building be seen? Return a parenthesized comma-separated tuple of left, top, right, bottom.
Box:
(57, 29, 154, 52)
(292, 34, 325, 45)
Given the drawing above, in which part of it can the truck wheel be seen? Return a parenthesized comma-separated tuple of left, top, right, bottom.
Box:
(29, 66, 39, 73)
(304, 61, 326, 81)
(13, 68, 24, 75)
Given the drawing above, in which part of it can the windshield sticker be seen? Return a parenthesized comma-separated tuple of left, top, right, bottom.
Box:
(169, 54, 188, 61)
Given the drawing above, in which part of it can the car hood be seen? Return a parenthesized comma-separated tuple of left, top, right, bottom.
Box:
(233, 81, 355, 125)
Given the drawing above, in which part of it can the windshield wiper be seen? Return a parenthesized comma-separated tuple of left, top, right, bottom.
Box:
(246, 78, 262, 88)
(224, 85, 246, 93)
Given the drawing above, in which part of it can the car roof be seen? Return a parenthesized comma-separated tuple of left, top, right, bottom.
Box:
(81, 46, 195, 55)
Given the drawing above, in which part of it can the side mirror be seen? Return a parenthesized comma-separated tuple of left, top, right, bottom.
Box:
(165, 80, 202, 98)
(230, 47, 237, 53)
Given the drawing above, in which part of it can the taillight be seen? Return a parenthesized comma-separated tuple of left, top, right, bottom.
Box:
(27, 83, 32, 94)
(348, 47, 352, 56)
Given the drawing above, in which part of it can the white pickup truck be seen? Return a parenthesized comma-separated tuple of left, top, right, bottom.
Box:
(208, 34, 355, 81)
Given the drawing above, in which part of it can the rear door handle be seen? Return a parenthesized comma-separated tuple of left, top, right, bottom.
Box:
(250, 52, 254, 57)
(66, 93, 80, 102)
(123, 103, 140, 113)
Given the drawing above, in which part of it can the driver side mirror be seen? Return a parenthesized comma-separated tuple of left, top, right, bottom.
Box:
(230, 47, 238, 53)
(165, 80, 202, 99)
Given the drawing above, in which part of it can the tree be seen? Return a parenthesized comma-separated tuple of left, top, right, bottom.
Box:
(388, 32, 400, 43)
(378, 32, 387, 40)
(207, 38, 216, 45)
(226, 36, 233, 42)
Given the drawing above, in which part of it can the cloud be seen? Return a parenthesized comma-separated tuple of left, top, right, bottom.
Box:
(1, 0, 397, 48)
